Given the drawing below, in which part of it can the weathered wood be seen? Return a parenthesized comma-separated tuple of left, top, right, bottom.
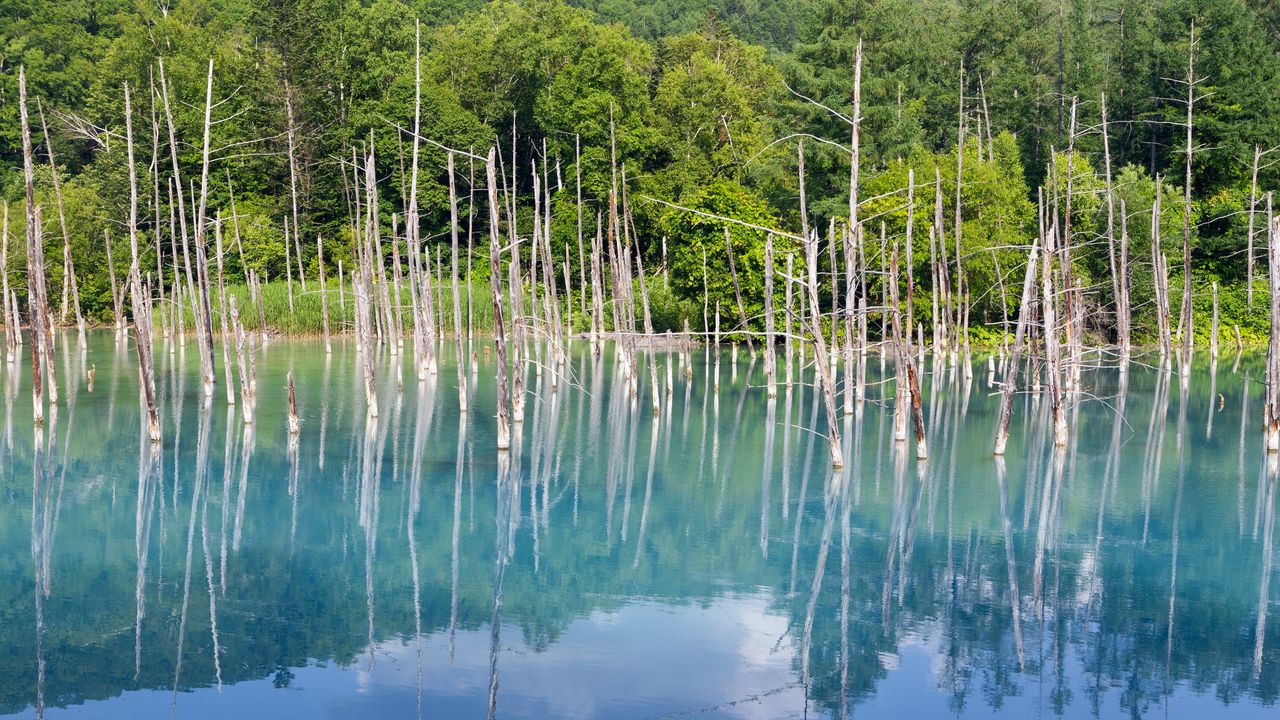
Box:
(356, 147, 379, 418)
(1042, 225, 1067, 447)
(1, 203, 13, 361)
(19, 67, 52, 424)
(723, 226, 753, 352)
(803, 210, 844, 468)
(318, 236, 331, 353)
(449, 151, 467, 411)
(287, 370, 300, 435)
(845, 39, 863, 404)
(1210, 281, 1220, 358)
(37, 99, 85, 340)
(994, 237, 1040, 455)
(123, 82, 159, 441)
(487, 148, 511, 451)
(1152, 179, 1173, 361)
(905, 168, 915, 346)
(283, 76, 305, 292)
(105, 229, 123, 335)
(1266, 214, 1280, 452)
(1249, 144, 1261, 308)
(229, 296, 254, 423)
(764, 232, 777, 398)
(1101, 91, 1126, 351)
(194, 59, 218, 397)
(1179, 22, 1197, 366)
(215, 214, 235, 405)
(1118, 199, 1132, 355)
(784, 252, 794, 387)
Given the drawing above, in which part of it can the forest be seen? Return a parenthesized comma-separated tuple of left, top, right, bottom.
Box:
(5, 0, 1280, 344)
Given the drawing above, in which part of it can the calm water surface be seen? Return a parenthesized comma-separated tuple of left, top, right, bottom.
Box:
(2, 332, 1279, 719)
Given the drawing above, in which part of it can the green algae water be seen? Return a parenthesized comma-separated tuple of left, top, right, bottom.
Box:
(3, 331, 1279, 719)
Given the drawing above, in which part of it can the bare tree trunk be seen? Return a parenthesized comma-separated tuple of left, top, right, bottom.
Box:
(1210, 281, 1220, 358)
(764, 233, 777, 398)
(123, 82, 160, 441)
(1153, 181, 1173, 362)
(1061, 100, 1081, 390)
(722, 227, 753, 352)
(151, 80, 169, 340)
(994, 237, 1040, 455)
(1, 203, 13, 361)
(1179, 23, 1197, 369)
(37, 99, 85, 341)
(576, 135, 586, 320)
(889, 240, 907, 441)
(18, 67, 50, 425)
(284, 217, 295, 314)
(804, 214, 844, 468)
(318, 236, 331, 353)
(1266, 213, 1280, 452)
(390, 216, 405, 349)
(1249, 145, 1261, 308)
(287, 370, 300, 434)
(845, 40, 863, 408)
(1043, 226, 1067, 447)
(1101, 92, 1125, 350)
(487, 149, 511, 451)
(1118, 199, 1132, 355)
(449, 151, 467, 411)
(356, 147, 379, 417)
(905, 168, 915, 346)
(215, 215, 235, 405)
(105, 229, 123, 334)
(283, 77, 305, 292)
(784, 252, 794, 387)
(229, 296, 254, 422)
(954, 64, 968, 362)
(194, 60, 218, 397)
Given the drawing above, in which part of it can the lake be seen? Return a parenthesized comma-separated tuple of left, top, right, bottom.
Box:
(2, 331, 1278, 719)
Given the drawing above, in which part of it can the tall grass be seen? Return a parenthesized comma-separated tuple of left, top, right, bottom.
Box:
(166, 279, 498, 336)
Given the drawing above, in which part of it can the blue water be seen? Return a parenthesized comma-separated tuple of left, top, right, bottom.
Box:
(2, 331, 1278, 719)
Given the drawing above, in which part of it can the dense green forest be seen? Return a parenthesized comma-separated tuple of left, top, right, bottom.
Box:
(4, 0, 1280, 342)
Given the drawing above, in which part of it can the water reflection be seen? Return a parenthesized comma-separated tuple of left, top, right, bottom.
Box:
(0, 333, 1278, 719)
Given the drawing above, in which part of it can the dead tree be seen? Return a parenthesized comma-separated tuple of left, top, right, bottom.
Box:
(487, 149, 511, 450)
(449, 151, 468, 411)
(1101, 92, 1126, 351)
(1, 203, 14, 361)
(229, 296, 254, 422)
(1178, 22, 1198, 366)
(37, 99, 85, 341)
(994, 237, 1040, 455)
(215, 215, 235, 405)
(123, 82, 160, 441)
(1043, 225, 1068, 447)
(1267, 215, 1280, 452)
(355, 147, 379, 417)
(19, 67, 53, 424)
(1118, 199, 1132, 356)
(287, 370, 300, 434)
(764, 233, 777, 398)
(1249, 145, 1261, 308)
(318, 236, 332, 353)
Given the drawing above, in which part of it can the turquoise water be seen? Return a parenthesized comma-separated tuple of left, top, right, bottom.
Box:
(2, 331, 1279, 719)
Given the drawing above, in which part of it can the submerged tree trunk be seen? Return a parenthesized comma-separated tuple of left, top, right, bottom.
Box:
(1266, 215, 1280, 452)
(994, 238, 1040, 455)
(487, 149, 511, 451)
(123, 82, 160, 441)
(19, 67, 51, 425)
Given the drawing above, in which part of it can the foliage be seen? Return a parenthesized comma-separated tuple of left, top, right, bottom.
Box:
(658, 179, 788, 334)
(3, 0, 1280, 344)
